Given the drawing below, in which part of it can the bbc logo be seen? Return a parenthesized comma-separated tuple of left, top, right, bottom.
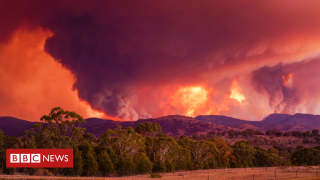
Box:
(10, 154, 41, 163)
(7, 149, 73, 168)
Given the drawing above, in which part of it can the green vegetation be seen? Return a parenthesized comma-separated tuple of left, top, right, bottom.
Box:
(291, 147, 320, 165)
(0, 107, 320, 177)
(150, 173, 163, 178)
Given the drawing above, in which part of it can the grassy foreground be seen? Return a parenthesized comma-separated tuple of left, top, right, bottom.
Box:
(1, 166, 320, 180)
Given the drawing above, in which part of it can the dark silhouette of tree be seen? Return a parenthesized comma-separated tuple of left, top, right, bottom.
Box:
(312, 129, 319, 136)
(136, 153, 153, 174)
(232, 141, 256, 167)
(291, 147, 320, 165)
(98, 150, 114, 176)
(73, 142, 83, 176)
(81, 141, 98, 176)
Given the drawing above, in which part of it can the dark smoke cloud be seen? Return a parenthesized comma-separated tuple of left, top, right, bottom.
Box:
(252, 65, 298, 114)
(2, 0, 320, 120)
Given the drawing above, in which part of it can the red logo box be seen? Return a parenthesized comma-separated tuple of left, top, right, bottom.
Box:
(6, 149, 73, 168)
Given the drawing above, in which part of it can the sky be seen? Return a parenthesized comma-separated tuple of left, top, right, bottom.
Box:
(1, 0, 320, 121)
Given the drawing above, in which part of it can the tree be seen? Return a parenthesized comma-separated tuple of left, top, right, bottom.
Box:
(275, 132, 283, 137)
(291, 147, 320, 165)
(81, 141, 98, 176)
(136, 153, 153, 174)
(98, 150, 114, 176)
(266, 148, 283, 166)
(3, 163, 14, 175)
(254, 146, 268, 167)
(187, 140, 219, 169)
(232, 141, 256, 167)
(2, 135, 19, 174)
(212, 138, 235, 167)
(303, 131, 312, 138)
(38, 107, 87, 149)
(34, 127, 54, 149)
(283, 132, 291, 136)
(228, 130, 241, 138)
(254, 131, 265, 135)
(117, 152, 135, 176)
(206, 131, 215, 138)
(312, 129, 319, 136)
(165, 159, 175, 172)
(136, 122, 162, 137)
(242, 129, 254, 138)
(2, 156, 16, 175)
(279, 150, 291, 165)
(106, 147, 119, 169)
(0, 130, 4, 169)
(73, 143, 83, 176)
(266, 129, 273, 136)
(254, 147, 283, 167)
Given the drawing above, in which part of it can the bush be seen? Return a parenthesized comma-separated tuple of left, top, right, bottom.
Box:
(2, 167, 15, 175)
(276, 132, 283, 137)
(150, 173, 163, 178)
(34, 168, 54, 176)
(254, 131, 265, 135)
(25, 168, 37, 175)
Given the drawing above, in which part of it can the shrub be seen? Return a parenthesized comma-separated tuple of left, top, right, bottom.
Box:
(150, 173, 163, 178)
(34, 168, 53, 176)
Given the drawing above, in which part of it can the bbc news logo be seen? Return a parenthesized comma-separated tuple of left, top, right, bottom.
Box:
(10, 154, 41, 163)
(7, 149, 73, 167)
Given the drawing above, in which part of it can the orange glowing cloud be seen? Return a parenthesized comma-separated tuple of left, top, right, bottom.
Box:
(282, 73, 293, 88)
(0, 28, 106, 121)
(216, 79, 247, 114)
(171, 86, 208, 117)
(229, 80, 246, 105)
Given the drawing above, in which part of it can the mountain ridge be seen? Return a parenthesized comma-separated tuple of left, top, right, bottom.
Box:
(1, 113, 320, 137)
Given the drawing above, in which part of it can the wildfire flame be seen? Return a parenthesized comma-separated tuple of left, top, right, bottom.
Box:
(218, 80, 246, 112)
(229, 80, 245, 104)
(172, 86, 208, 117)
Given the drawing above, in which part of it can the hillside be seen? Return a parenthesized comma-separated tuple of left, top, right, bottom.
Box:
(86, 115, 238, 137)
(279, 113, 320, 128)
(82, 118, 114, 128)
(235, 124, 260, 131)
(258, 123, 318, 132)
(1, 113, 320, 138)
(0, 117, 113, 137)
(195, 115, 268, 127)
(0, 117, 36, 136)
(196, 113, 320, 130)
(261, 113, 292, 124)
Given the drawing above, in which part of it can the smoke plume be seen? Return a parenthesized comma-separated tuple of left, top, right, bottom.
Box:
(1, 1, 320, 120)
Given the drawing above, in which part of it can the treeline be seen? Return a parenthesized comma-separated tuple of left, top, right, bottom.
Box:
(0, 107, 320, 177)
(197, 128, 320, 139)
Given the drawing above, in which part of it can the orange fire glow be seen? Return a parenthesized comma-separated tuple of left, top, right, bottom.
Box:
(167, 81, 247, 118)
(217, 80, 246, 112)
(229, 80, 246, 105)
(171, 86, 208, 117)
(0, 28, 108, 121)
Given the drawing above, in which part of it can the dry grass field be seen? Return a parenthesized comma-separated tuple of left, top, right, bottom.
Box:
(1, 166, 320, 180)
